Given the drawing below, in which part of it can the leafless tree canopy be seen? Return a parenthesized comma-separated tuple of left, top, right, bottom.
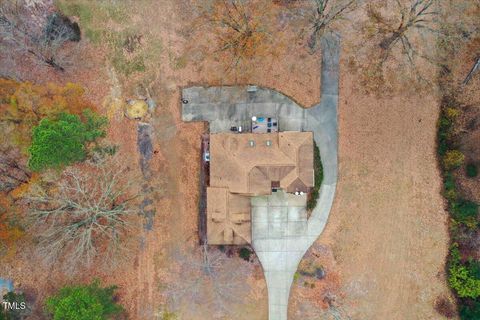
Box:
(27, 157, 139, 273)
(374, 0, 439, 67)
(200, 0, 269, 69)
(306, 0, 356, 51)
(0, 147, 30, 192)
(165, 244, 253, 318)
(0, 0, 80, 73)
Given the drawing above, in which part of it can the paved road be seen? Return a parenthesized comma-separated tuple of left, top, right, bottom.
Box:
(181, 33, 339, 320)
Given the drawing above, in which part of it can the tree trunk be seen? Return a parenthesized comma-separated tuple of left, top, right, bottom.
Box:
(379, 31, 401, 50)
(308, 22, 325, 51)
(463, 57, 480, 85)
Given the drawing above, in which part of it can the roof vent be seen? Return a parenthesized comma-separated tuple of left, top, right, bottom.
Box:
(266, 140, 272, 147)
(248, 140, 255, 147)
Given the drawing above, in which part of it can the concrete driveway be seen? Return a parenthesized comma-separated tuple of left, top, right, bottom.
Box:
(181, 33, 339, 320)
(182, 86, 308, 133)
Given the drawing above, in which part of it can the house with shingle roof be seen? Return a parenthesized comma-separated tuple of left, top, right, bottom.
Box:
(207, 131, 314, 245)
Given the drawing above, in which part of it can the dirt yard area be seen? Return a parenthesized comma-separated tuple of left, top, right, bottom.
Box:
(0, 0, 454, 319)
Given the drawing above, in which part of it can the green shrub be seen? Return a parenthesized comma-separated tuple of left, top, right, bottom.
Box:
(443, 172, 457, 201)
(307, 141, 324, 211)
(448, 245, 480, 299)
(451, 199, 479, 227)
(293, 272, 300, 282)
(438, 115, 454, 156)
(467, 260, 480, 279)
(443, 150, 465, 170)
(45, 280, 123, 320)
(460, 301, 480, 320)
(466, 163, 478, 178)
(239, 247, 252, 261)
(82, 109, 108, 141)
(444, 172, 456, 191)
(28, 110, 107, 171)
(449, 262, 480, 299)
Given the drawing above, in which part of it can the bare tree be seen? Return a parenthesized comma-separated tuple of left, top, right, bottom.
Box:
(434, 0, 480, 86)
(0, 0, 80, 73)
(0, 147, 31, 193)
(374, 0, 439, 68)
(200, 0, 269, 69)
(165, 244, 253, 317)
(305, 0, 356, 51)
(26, 156, 139, 273)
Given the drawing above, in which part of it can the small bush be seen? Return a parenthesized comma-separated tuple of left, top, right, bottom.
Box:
(443, 173, 457, 201)
(444, 172, 456, 191)
(293, 272, 300, 282)
(448, 245, 480, 299)
(438, 114, 455, 156)
(466, 163, 478, 178)
(467, 259, 480, 279)
(460, 301, 480, 320)
(45, 280, 123, 320)
(443, 150, 465, 170)
(307, 141, 324, 211)
(451, 199, 479, 227)
(160, 310, 177, 320)
(445, 107, 460, 120)
(239, 247, 252, 261)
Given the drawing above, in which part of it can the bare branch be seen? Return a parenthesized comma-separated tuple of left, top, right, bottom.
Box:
(164, 243, 254, 317)
(0, 147, 31, 192)
(0, 1, 80, 73)
(307, 0, 356, 51)
(200, 0, 269, 70)
(26, 156, 140, 274)
(463, 57, 480, 85)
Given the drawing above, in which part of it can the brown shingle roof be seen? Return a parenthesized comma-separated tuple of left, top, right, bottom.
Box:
(210, 132, 314, 195)
(206, 131, 314, 245)
(207, 187, 251, 245)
